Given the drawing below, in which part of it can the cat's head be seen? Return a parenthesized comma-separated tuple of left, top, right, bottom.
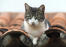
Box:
(24, 3, 45, 26)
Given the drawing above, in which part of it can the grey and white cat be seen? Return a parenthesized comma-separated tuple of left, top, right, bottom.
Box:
(21, 3, 50, 45)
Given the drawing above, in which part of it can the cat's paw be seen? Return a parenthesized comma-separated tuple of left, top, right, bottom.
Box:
(32, 37, 38, 45)
(36, 33, 49, 47)
(20, 34, 33, 47)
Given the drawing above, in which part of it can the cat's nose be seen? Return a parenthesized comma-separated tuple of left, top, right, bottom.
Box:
(32, 22, 35, 25)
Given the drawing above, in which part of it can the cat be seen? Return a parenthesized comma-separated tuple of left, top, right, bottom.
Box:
(21, 3, 50, 45)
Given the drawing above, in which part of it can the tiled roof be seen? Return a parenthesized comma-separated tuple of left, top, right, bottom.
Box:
(0, 12, 66, 35)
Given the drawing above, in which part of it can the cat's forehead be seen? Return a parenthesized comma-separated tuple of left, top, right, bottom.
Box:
(30, 7, 39, 12)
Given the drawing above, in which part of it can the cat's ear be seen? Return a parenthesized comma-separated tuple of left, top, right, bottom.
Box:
(39, 4, 45, 13)
(25, 3, 30, 12)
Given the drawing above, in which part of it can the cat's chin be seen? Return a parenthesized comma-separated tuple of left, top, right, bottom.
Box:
(24, 20, 39, 27)
(28, 22, 39, 26)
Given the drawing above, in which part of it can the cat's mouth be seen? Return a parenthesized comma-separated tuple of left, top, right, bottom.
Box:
(30, 22, 39, 26)
(32, 22, 35, 26)
(29, 23, 36, 26)
(26, 21, 39, 26)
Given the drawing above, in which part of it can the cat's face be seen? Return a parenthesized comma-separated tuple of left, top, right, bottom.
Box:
(24, 3, 45, 26)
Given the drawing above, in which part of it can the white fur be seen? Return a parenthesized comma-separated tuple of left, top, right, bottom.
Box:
(24, 20, 47, 37)
(24, 18, 49, 45)
(60, 33, 65, 38)
(28, 17, 39, 26)
(23, 17, 49, 45)
(33, 37, 38, 45)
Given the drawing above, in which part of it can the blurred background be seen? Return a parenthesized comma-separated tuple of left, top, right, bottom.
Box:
(0, 0, 66, 31)
(0, 0, 66, 12)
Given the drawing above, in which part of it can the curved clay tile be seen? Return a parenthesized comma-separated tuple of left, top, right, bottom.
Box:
(3, 29, 28, 37)
(51, 13, 66, 32)
(64, 13, 66, 25)
(36, 25, 66, 47)
(9, 13, 24, 30)
(0, 29, 33, 47)
(0, 12, 11, 24)
(0, 32, 2, 36)
(0, 13, 11, 34)
(45, 13, 57, 23)
(10, 13, 19, 20)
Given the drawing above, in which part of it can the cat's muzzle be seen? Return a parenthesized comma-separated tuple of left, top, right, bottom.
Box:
(32, 22, 35, 26)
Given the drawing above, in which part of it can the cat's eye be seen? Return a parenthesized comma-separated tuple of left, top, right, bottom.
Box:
(38, 15, 41, 18)
(26, 14, 30, 17)
(35, 16, 38, 19)
(38, 17, 44, 22)
(27, 16, 31, 19)
(26, 14, 32, 19)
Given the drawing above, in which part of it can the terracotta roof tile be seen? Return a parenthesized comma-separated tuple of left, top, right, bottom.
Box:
(9, 13, 24, 30)
(0, 12, 66, 34)
(51, 13, 66, 28)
